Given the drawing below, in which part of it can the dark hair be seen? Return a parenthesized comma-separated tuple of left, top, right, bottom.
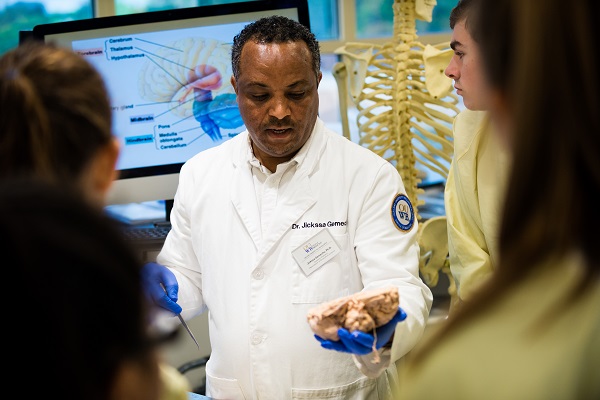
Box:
(0, 41, 113, 184)
(416, 0, 599, 361)
(479, 0, 599, 287)
(449, 0, 482, 42)
(1, 178, 157, 400)
(231, 15, 320, 80)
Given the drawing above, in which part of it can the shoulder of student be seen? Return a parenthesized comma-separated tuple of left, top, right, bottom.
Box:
(452, 109, 491, 159)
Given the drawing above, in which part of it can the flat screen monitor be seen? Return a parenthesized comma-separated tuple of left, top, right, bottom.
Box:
(32, 0, 310, 213)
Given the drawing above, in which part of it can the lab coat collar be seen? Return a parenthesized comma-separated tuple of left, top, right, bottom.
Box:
(230, 118, 327, 256)
(233, 117, 326, 176)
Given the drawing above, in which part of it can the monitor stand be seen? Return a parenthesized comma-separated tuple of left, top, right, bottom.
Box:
(164, 199, 174, 223)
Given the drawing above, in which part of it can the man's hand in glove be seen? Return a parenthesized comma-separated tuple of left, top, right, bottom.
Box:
(141, 262, 182, 314)
(314, 307, 407, 355)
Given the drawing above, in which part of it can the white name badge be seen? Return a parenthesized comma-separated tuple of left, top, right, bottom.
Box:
(292, 228, 341, 276)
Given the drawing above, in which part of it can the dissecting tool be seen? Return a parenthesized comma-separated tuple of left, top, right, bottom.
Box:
(160, 283, 200, 349)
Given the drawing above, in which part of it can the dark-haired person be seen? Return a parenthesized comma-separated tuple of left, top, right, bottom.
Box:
(0, 41, 118, 206)
(142, 15, 433, 399)
(0, 42, 190, 400)
(443, 0, 510, 308)
(1, 178, 166, 400)
(397, 0, 600, 398)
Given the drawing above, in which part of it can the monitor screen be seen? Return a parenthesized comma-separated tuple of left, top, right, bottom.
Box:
(32, 0, 310, 213)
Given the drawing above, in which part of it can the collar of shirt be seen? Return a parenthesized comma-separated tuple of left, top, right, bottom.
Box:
(245, 128, 316, 176)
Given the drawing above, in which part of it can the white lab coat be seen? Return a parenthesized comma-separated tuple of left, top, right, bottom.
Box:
(157, 118, 433, 400)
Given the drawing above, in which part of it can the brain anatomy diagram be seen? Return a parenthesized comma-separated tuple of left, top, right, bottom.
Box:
(138, 37, 243, 141)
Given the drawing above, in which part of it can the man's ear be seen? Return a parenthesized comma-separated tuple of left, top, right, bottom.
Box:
(230, 75, 238, 94)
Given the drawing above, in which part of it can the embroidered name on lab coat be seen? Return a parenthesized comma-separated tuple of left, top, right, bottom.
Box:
(291, 221, 347, 229)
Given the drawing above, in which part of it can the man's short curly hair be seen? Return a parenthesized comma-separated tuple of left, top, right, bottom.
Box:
(231, 15, 320, 80)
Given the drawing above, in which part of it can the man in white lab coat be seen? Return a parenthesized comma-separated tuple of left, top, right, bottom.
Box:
(143, 15, 433, 400)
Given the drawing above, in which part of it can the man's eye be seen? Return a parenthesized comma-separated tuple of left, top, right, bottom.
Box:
(250, 94, 269, 101)
(289, 92, 305, 100)
(455, 51, 464, 59)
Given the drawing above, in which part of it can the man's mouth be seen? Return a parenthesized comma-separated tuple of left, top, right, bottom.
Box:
(268, 128, 290, 134)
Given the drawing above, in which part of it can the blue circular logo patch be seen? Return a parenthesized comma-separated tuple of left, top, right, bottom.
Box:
(391, 193, 414, 232)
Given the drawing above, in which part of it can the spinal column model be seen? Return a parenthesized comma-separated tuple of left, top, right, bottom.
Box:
(333, 0, 460, 220)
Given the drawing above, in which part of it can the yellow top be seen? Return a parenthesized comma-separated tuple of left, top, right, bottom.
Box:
(444, 110, 509, 302)
(159, 362, 191, 400)
(396, 254, 600, 400)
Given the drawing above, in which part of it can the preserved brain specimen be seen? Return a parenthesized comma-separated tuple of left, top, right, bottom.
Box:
(307, 286, 399, 341)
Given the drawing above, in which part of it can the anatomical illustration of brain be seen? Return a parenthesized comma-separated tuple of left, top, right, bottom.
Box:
(137, 37, 233, 118)
(307, 286, 399, 341)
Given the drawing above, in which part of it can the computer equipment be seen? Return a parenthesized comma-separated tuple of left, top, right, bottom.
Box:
(18, 30, 36, 45)
(31, 0, 310, 210)
(120, 222, 172, 246)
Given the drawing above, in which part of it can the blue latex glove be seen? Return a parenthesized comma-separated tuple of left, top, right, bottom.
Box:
(315, 307, 407, 355)
(141, 262, 182, 314)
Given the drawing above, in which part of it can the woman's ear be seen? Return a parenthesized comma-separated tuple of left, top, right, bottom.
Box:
(82, 138, 120, 206)
(96, 138, 120, 192)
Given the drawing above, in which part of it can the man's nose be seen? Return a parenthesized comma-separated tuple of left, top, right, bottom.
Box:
(445, 58, 458, 79)
(269, 96, 291, 119)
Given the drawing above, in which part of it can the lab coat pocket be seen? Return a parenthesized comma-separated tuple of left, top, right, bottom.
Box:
(290, 232, 351, 304)
(292, 375, 380, 399)
(205, 370, 246, 400)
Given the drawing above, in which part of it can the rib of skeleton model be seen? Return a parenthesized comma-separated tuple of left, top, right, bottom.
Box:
(333, 0, 461, 220)
(332, 0, 460, 300)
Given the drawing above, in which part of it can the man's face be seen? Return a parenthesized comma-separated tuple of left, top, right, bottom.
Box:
(231, 41, 322, 172)
(445, 20, 491, 110)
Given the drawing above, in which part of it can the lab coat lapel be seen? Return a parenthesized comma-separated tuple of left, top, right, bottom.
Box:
(231, 135, 262, 249)
(257, 172, 316, 260)
(230, 120, 327, 261)
(232, 162, 315, 260)
(256, 120, 327, 261)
